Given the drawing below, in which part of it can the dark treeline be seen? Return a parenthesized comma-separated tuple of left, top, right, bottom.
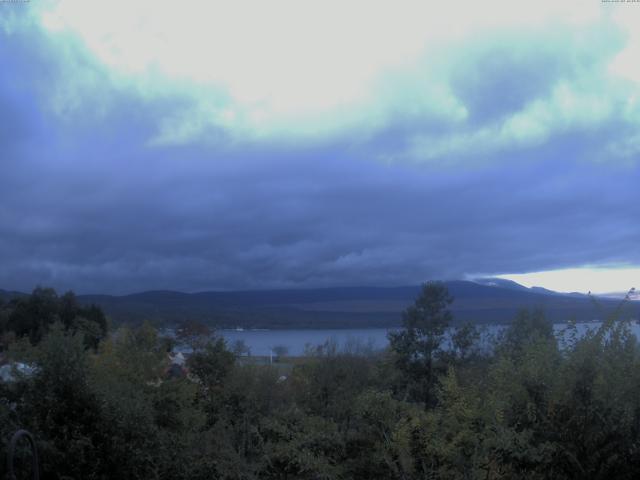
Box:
(1, 283, 640, 479)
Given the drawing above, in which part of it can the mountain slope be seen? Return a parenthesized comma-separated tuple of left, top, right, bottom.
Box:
(70, 280, 634, 328)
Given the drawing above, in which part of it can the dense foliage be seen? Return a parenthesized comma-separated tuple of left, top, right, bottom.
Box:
(1, 283, 640, 479)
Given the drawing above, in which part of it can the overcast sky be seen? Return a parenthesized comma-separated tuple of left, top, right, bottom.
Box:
(1, 0, 639, 294)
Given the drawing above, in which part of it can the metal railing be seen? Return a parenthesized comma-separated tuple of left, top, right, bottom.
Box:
(6, 430, 39, 480)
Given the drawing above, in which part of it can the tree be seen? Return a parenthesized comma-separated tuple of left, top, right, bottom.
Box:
(7, 287, 59, 343)
(271, 345, 289, 362)
(188, 337, 236, 424)
(231, 339, 251, 357)
(188, 338, 236, 390)
(448, 322, 481, 364)
(291, 339, 377, 422)
(176, 320, 212, 352)
(498, 308, 554, 357)
(347, 390, 421, 479)
(89, 322, 183, 479)
(1, 288, 108, 350)
(388, 281, 453, 408)
(18, 323, 102, 479)
(260, 409, 344, 480)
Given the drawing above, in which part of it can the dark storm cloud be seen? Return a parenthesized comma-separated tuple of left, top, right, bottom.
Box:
(1, 9, 639, 294)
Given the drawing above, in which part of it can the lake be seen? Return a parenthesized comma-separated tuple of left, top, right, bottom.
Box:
(218, 321, 640, 356)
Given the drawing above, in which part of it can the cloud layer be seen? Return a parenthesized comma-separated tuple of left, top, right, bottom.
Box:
(1, 1, 639, 294)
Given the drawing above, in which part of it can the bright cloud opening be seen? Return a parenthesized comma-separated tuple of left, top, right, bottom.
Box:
(497, 267, 640, 295)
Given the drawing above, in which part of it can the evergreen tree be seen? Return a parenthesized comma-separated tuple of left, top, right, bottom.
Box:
(388, 281, 453, 408)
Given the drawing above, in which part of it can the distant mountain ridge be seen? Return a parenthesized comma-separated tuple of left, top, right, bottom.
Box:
(78, 280, 635, 328)
(2, 280, 635, 329)
(0, 289, 27, 301)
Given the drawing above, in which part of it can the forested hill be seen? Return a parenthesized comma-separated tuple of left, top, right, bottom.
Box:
(38, 280, 633, 328)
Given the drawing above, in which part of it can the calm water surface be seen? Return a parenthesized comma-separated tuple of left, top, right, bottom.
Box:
(218, 322, 640, 356)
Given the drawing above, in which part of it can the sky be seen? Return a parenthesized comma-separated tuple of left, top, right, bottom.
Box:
(1, 0, 639, 295)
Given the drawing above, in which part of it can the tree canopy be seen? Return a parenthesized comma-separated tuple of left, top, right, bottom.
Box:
(2, 286, 640, 479)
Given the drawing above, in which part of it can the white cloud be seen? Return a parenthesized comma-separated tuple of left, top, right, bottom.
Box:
(608, 4, 640, 83)
(31, 0, 617, 144)
(497, 266, 640, 294)
(403, 78, 618, 164)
